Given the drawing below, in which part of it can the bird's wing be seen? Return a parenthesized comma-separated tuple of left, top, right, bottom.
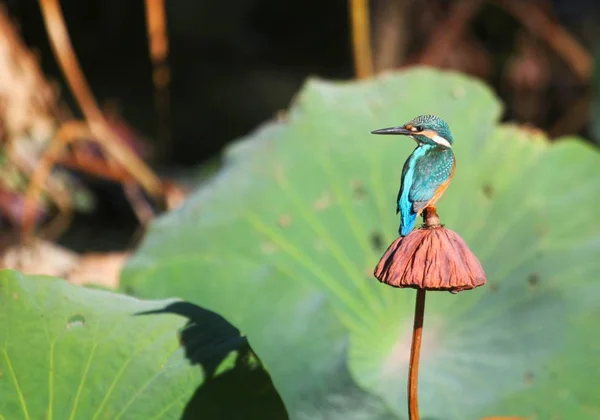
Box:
(396, 158, 411, 214)
(409, 148, 455, 214)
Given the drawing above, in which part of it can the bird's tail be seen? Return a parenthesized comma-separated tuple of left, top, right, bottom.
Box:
(399, 211, 418, 237)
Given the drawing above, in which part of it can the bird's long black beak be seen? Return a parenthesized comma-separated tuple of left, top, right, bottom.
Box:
(370, 126, 413, 135)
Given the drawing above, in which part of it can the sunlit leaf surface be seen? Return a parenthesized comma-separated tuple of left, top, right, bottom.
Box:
(0, 270, 284, 419)
(123, 68, 600, 419)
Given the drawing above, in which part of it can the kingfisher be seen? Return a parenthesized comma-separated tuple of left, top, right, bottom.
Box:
(371, 114, 455, 237)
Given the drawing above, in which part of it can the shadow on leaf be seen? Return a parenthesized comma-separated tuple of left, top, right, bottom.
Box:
(137, 301, 288, 419)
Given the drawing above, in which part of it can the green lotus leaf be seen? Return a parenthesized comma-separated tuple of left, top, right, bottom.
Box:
(0, 269, 284, 419)
(122, 68, 600, 419)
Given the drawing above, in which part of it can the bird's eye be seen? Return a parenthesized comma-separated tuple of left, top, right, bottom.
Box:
(413, 126, 422, 132)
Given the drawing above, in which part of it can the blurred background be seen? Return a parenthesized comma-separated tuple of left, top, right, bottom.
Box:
(1, 0, 600, 284)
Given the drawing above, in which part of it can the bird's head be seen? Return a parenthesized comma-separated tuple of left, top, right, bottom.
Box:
(371, 114, 454, 148)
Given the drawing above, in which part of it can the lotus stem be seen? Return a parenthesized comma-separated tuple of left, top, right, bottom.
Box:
(408, 206, 434, 419)
(144, 0, 171, 161)
(349, 0, 374, 79)
(374, 205, 485, 419)
(408, 288, 426, 420)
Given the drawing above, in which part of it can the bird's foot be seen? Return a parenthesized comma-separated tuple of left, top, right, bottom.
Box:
(421, 206, 442, 229)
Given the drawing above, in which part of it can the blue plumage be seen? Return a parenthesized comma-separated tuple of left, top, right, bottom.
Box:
(397, 145, 455, 236)
(398, 146, 426, 236)
(371, 115, 456, 237)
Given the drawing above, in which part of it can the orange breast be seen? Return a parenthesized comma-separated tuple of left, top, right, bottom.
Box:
(423, 157, 456, 211)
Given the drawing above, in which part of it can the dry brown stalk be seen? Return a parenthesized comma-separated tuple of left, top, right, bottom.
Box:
(372, 0, 411, 71)
(494, 0, 592, 82)
(416, 0, 484, 66)
(37, 0, 163, 199)
(408, 288, 425, 420)
(145, 0, 171, 160)
(123, 180, 156, 226)
(21, 121, 89, 237)
(349, 0, 374, 78)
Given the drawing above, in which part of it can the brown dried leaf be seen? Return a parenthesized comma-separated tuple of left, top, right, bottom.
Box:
(374, 227, 486, 293)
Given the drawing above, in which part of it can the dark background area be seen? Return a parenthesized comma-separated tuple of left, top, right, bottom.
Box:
(6, 0, 600, 168)
(6, 0, 352, 167)
(3, 0, 600, 251)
